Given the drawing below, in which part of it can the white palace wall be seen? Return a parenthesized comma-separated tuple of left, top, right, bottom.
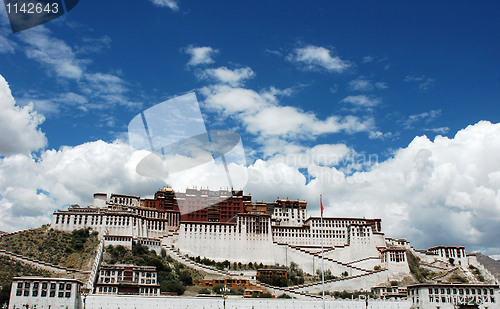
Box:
(86, 295, 412, 309)
(51, 206, 171, 241)
(177, 222, 275, 264)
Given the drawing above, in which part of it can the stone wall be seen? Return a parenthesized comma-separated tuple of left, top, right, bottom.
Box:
(85, 294, 412, 309)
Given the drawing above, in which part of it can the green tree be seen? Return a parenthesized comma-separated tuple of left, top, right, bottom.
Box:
(198, 288, 211, 294)
(0, 283, 12, 308)
(178, 270, 193, 286)
(160, 280, 186, 295)
(213, 284, 225, 294)
(278, 293, 292, 298)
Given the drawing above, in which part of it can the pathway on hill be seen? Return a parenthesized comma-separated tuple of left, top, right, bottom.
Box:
(0, 249, 90, 275)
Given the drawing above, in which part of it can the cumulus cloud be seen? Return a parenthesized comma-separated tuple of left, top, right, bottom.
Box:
(0, 75, 47, 156)
(184, 45, 219, 66)
(197, 67, 255, 87)
(201, 85, 376, 140)
(0, 140, 166, 232)
(149, 0, 179, 11)
(244, 121, 500, 256)
(286, 45, 352, 73)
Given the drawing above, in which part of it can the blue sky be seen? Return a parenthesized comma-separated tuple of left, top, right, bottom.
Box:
(1, 1, 500, 257)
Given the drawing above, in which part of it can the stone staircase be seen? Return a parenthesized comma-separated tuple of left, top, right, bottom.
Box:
(162, 245, 231, 276)
(287, 268, 387, 292)
(284, 243, 372, 274)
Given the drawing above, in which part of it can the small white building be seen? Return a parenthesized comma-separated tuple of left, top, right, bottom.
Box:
(407, 283, 499, 309)
(9, 277, 83, 309)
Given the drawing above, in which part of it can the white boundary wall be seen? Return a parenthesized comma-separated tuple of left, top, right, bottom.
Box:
(86, 295, 412, 309)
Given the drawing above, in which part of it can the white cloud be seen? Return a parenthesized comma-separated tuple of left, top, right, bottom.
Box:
(265, 49, 282, 57)
(362, 56, 374, 63)
(78, 73, 139, 110)
(150, 0, 179, 11)
(0, 74, 47, 156)
(0, 140, 165, 232)
(424, 127, 450, 134)
(404, 75, 435, 91)
(197, 67, 255, 87)
(77, 36, 112, 54)
(404, 110, 441, 129)
(8, 26, 137, 113)
(0, 32, 16, 53)
(184, 45, 219, 66)
(286, 45, 352, 73)
(201, 85, 376, 140)
(340, 95, 380, 108)
(347, 77, 374, 91)
(18, 26, 86, 80)
(375, 82, 388, 89)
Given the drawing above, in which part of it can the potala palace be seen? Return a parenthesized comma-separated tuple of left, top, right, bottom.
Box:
(49, 187, 498, 294)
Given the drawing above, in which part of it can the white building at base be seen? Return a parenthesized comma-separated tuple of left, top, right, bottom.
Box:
(9, 277, 83, 309)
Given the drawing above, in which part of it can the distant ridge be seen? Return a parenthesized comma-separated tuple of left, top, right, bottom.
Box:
(476, 252, 500, 282)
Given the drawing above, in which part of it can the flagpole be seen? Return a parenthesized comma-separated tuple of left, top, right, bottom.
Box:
(321, 194, 325, 309)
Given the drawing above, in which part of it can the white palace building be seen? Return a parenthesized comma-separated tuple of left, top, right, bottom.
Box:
(49, 188, 500, 302)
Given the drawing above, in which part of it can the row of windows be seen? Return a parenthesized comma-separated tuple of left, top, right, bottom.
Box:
(16, 282, 72, 299)
(16, 289, 72, 298)
(275, 232, 347, 239)
(17, 282, 71, 291)
(429, 288, 495, 295)
(98, 286, 117, 293)
(55, 214, 168, 230)
(312, 220, 363, 228)
(429, 296, 495, 303)
(100, 270, 156, 277)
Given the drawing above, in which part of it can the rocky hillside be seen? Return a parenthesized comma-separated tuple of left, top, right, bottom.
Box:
(476, 252, 500, 282)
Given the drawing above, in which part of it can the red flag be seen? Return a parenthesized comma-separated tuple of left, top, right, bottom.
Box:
(320, 196, 324, 217)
